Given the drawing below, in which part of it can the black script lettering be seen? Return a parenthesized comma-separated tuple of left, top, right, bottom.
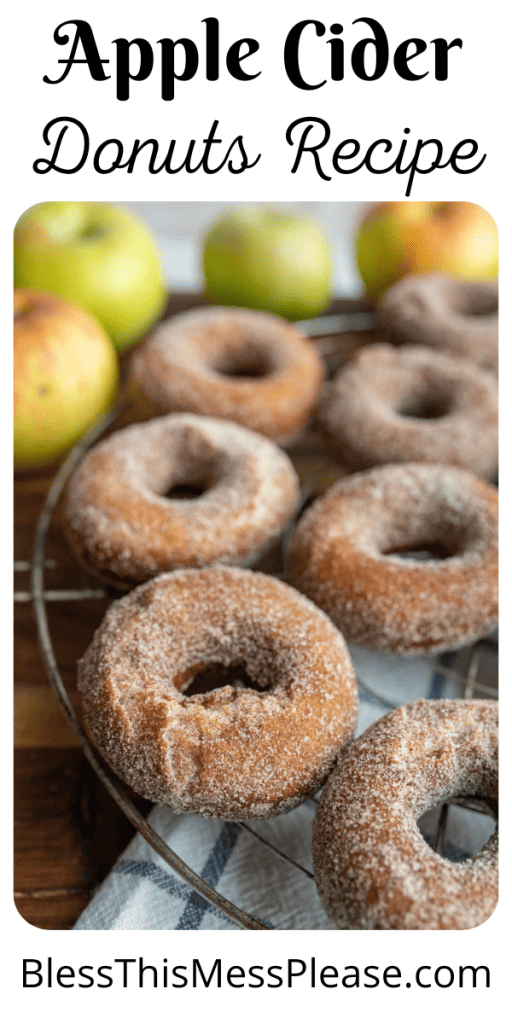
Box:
(33, 117, 89, 173)
(43, 20, 109, 84)
(286, 117, 332, 180)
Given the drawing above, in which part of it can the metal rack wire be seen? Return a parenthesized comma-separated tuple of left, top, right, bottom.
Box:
(19, 324, 498, 930)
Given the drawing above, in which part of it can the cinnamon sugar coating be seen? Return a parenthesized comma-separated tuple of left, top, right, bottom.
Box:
(313, 698, 498, 929)
(318, 344, 498, 479)
(77, 567, 359, 819)
(286, 463, 498, 654)
(64, 414, 300, 587)
(379, 274, 498, 373)
(128, 306, 325, 443)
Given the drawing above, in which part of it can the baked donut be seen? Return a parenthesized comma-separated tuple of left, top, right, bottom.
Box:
(77, 566, 359, 818)
(286, 463, 498, 654)
(313, 698, 498, 929)
(318, 344, 498, 479)
(128, 306, 325, 443)
(379, 273, 498, 373)
(64, 413, 299, 587)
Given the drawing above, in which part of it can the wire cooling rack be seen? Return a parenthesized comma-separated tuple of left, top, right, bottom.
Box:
(20, 322, 498, 931)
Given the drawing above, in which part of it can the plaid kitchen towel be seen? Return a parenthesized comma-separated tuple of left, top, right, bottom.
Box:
(74, 640, 497, 931)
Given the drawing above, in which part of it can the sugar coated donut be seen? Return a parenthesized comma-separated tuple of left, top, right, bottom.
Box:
(318, 344, 498, 479)
(129, 306, 325, 443)
(77, 567, 359, 818)
(286, 463, 498, 654)
(313, 698, 498, 929)
(64, 413, 299, 587)
(379, 273, 498, 373)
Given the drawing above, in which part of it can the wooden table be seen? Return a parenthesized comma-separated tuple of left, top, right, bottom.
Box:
(14, 293, 375, 929)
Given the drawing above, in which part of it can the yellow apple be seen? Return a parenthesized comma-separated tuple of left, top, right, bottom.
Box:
(14, 202, 167, 352)
(356, 202, 498, 302)
(14, 290, 119, 470)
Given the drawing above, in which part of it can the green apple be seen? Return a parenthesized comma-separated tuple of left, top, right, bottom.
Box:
(356, 202, 499, 302)
(14, 289, 118, 470)
(14, 202, 167, 352)
(202, 206, 333, 320)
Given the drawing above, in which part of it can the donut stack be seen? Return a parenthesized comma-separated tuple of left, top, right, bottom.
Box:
(67, 309, 360, 822)
(63, 289, 498, 930)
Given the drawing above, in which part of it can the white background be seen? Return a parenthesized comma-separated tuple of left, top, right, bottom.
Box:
(4, 1, 509, 1021)
(123, 201, 369, 294)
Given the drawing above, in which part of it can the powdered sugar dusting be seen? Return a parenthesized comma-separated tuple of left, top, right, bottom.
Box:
(318, 344, 498, 479)
(313, 698, 498, 929)
(128, 306, 325, 442)
(64, 414, 300, 586)
(77, 566, 359, 819)
(286, 463, 498, 654)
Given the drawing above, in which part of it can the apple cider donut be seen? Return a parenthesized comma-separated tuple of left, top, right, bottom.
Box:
(379, 273, 498, 373)
(128, 306, 325, 443)
(286, 463, 498, 654)
(313, 698, 498, 930)
(77, 566, 359, 818)
(64, 413, 299, 587)
(318, 344, 498, 479)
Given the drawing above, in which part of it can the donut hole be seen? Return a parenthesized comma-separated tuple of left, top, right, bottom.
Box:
(383, 540, 456, 561)
(383, 529, 465, 561)
(396, 390, 452, 420)
(154, 439, 223, 501)
(214, 346, 271, 379)
(164, 481, 210, 500)
(178, 661, 266, 698)
(418, 798, 497, 863)
(380, 505, 473, 563)
(448, 284, 498, 319)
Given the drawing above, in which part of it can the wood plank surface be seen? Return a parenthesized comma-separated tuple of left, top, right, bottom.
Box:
(14, 292, 375, 929)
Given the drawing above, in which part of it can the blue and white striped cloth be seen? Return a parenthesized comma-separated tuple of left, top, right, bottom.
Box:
(74, 641, 497, 930)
